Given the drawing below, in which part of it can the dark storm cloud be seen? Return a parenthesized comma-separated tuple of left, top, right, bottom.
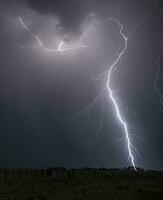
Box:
(2, 0, 158, 37)
(13, 0, 159, 38)
(16, 0, 92, 37)
(18, 0, 124, 36)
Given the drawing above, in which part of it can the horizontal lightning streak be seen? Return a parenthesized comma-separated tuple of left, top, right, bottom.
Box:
(18, 17, 87, 53)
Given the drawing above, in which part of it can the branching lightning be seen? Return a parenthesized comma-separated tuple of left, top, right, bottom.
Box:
(18, 17, 87, 53)
(16, 0, 161, 170)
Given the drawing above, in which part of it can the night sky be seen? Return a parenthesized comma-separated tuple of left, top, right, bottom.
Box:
(0, 0, 162, 170)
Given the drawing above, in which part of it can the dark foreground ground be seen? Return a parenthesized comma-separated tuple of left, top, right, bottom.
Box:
(0, 174, 163, 200)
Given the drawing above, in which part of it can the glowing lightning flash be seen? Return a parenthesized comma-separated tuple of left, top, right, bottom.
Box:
(18, 17, 87, 53)
(17, 0, 160, 170)
(18, 15, 137, 168)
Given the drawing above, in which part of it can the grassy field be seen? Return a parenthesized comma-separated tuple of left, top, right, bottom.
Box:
(0, 174, 162, 200)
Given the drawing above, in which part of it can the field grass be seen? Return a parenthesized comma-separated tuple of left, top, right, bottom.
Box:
(0, 174, 162, 200)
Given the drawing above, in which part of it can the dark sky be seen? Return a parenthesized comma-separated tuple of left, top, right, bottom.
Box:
(0, 0, 162, 170)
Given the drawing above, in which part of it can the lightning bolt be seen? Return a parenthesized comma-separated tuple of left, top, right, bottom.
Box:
(18, 17, 87, 53)
(77, 18, 137, 170)
(78, 0, 160, 170)
(154, 38, 163, 112)
(106, 18, 136, 170)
